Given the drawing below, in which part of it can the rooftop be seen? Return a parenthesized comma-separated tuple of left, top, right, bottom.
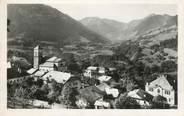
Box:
(87, 66, 98, 71)
(98, 75, 112, 82)
(39, 62, 55, 68)
(27, 68, 38, 74)
(128, 89, 153, 101)
(94, 99, 110, 107)
(34, 45, 39, 50)
(96, 83, 110, 92)
(46, 56, 61, 62)
(34, 70, 47, 77)
(42, 71, 71, 84)
(105, 88, 119, 98)
(149, 75, 173, 90)
(78, 86, 104, 104)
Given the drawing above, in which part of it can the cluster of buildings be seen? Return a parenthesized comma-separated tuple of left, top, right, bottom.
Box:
(77, 66, 176, 108)
(7, 45, 177, 109)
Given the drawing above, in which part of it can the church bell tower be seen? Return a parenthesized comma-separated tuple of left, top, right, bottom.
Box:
(33, 45, 39, 69)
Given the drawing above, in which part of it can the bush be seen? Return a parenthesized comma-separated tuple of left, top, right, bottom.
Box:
(115, 94, 141, 109)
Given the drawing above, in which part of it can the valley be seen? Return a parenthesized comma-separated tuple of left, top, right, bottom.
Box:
(7, 4, 178, 109)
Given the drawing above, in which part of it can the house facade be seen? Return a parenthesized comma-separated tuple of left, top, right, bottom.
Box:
(39, 56, 61, 72)
(145, 75, 175, 106)
(83, 66, 106, 78)
(127, 89, 153, 108)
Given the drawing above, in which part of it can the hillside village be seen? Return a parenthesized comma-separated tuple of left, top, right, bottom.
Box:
(7, 45, 177, 109)
(7, 4, 177, 109)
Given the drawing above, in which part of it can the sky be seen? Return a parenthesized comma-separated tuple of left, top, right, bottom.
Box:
(49, 4, 177, 23)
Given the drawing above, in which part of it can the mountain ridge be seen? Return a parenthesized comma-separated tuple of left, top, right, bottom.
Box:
(8, 4, 110, 47)
(80, 14, 177, 43)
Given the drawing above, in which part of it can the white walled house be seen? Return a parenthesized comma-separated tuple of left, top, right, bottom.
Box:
(39, 56, 61, 72)
(83, 66, 106, 78)
(145, 75, 175, 106)
(83, 66, 98, 78)
(32, 46, 61, 72)
(127, 89, 153, 107)
(41, 70, 71, 84)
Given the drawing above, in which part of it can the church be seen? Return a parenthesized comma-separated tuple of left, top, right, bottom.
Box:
(145, 75, 176, 106)
(32, 45, 61, 72)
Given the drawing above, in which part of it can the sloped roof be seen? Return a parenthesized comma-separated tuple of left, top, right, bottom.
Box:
(149, 75, 173, 90)
(78, 86, 104, 104)
(153, 95, 167, 103)
(98, 75, 112, 82)
(105, 88, 119, 98)
(34, 45, 39, 50)
(40, 56, 61, 67)
(128, 89, 153, 101)
(46, 56, 58, 62)
(96, 83, 110, 92)
(94, 99, 110, 107)
(39, 62, 54, 67)
(42, 71, 71, 84)
(98, 67, 105, 73)
(27, 68, 38, 74)
(34, 70, 46, 77)
(87, 66, 98, 71)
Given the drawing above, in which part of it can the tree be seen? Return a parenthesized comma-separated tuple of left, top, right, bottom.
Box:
(81, 59, 91, 70)
(119, 76, 137, 92)
(68, 88, 79, 106)
(67, 62, 82, 74)
(23, 77, 34, 87)
(151, 95, 170, 109)
(134, 61, 145, 76)
(151, 64, 160, 73)
(36, 78, 44, 87)
(115, 93, 141, 109)
(161, 60, 177, 72)
(108, 70, 121, 82)
(144, 66, 151, 76)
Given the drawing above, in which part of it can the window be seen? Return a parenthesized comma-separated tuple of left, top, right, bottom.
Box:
(157, 89, 160, 93)
(149, 87, 153, 91)
(165, 90, 170, 95)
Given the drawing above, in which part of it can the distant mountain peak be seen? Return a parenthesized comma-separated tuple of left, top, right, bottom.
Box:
(80, 14, 177, 43)
(8, 4, 110, 46)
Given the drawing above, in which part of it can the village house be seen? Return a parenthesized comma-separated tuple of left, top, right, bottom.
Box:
(63, 77, 82, 90)
(96, 83, 119, 100)
(83, 66, 110, 78)
(26, 46, 64, 81)
(41, 70, 72, 84)
(94, 99, 110, 109)
(105, 88, 119, 98)
(29, 46, 62, 73)
(7, 75, 33, 85)
(7, 58, 33, 84)
(127, 89, 153, 108)
(145, 75, 176, 106)
(96, 83, 111, 92)
(7, 56, 31, 80)
(39, 56, 61, 72)
(97, 75, 112, 83)
(76, 86, 106, 109)
(83, 66, 116, 79)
